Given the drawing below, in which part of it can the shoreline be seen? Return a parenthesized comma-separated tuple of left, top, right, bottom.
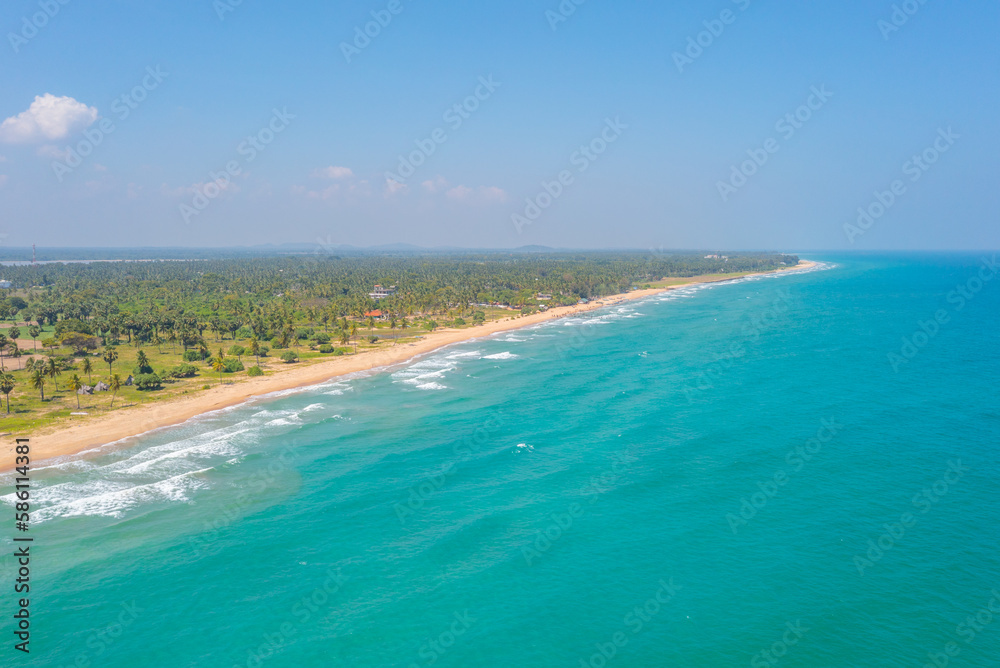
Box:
(5, 261, 816, 470)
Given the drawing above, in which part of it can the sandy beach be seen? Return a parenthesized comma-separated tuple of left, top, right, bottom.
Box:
(5, 261, 815, 469)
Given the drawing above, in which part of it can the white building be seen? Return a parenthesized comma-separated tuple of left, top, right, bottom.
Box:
(369, 285, 397, 300)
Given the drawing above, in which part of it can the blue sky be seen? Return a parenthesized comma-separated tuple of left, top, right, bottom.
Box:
(1, 0, 997, 250)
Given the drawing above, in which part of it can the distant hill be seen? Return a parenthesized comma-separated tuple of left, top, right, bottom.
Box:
(512, 245, 556, 253)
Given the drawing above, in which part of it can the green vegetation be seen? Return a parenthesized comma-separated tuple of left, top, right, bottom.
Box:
(0, 250, 796, 433)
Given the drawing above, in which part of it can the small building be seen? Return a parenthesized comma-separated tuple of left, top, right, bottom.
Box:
(536, 293, 552, 301)
(369, 285, 397, 300)
(0, 280, 11, 289)
(364, 310, 386, 321)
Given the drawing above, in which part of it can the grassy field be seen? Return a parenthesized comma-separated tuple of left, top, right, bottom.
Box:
(646, 269, 780, 288)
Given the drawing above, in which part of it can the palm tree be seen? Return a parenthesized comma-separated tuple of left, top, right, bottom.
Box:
(0, 373, 14, 414)
(67, 374, 83, 409)
(8, 342, 20, 370)
(339, 330, 350, 348)
(103, 346, 118, 377)
(8, 326, 19, 342)
(28, 325, 40, 351)
(136, 349, 150, 370)
(212, 354, 225, 384)
(30, 369, 45, 401)
(350, 322, 358, 353)
(45, 357, 61, 385)
(81, 357, 93, 382)
(0, 333, 7, 370)
(109, 374, 122, 407)
(248, 336, 261, 367)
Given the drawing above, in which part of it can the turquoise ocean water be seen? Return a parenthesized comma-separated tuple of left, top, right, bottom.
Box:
(3, 254, 999, 667)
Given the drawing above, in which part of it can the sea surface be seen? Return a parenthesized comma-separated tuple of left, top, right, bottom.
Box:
(3, 253, 999, 667)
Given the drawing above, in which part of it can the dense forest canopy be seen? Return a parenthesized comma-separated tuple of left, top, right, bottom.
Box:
(0, 251, 798, 342)
(0, 250, 797, 430)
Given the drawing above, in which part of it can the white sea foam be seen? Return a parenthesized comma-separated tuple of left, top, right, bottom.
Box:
(446, 350, 482, 360)
(31, 459, 98, 474)
(11, 263, 840, 524)
(414, 382, 448, 391)
(266, 417, 299, 426)
(29, 468, 213, 521)
(392, 355, 459, 391)
(106, 421, 259, 475)
(116, 433, 246, 476)
(483, 352, 518, 360)
(3, 403, 318, 524)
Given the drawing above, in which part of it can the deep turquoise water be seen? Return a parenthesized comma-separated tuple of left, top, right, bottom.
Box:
(3, 254, 999, 667)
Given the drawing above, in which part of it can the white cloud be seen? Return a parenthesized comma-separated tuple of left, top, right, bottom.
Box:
(36, 145, 70, 161)
(311, 184, 341, 200)
(422, 175, 449, 193)
(0, 94, 98, 143)
(479, 186, 508, 203)
(161, 178, 240, 199)
(312, 165, 354, 180)
(446, 185, 472, 200)
(293, 176, 373, 201)
(446, 184, 508, 203)
(384, 178, 408, 197)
